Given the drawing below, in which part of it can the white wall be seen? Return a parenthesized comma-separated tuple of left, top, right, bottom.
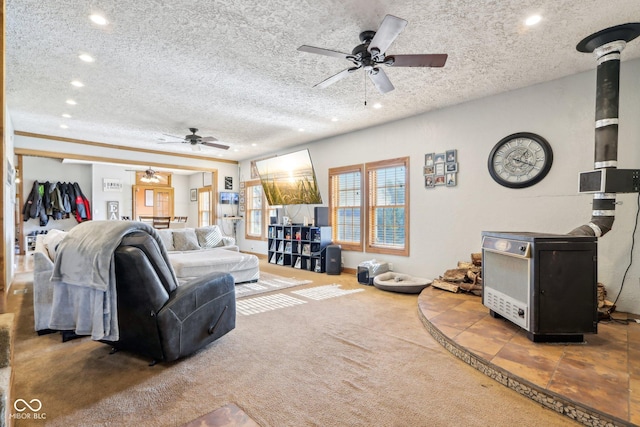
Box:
(239, 58, 640, 314)
(90, 165, 194, 223)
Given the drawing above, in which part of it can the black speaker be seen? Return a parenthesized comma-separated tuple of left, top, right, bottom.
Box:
(325, 245, 341, 275)
(314, 207, 329, 227)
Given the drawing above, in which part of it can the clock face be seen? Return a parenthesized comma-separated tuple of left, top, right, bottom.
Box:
(487, 132, 553, 188)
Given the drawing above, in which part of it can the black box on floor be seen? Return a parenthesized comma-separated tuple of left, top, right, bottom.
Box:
(325, 245, 341, 275)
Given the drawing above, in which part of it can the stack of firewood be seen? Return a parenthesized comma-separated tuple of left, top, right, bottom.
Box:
(432, 253, 483, 296)
(597, 282, 616, 320)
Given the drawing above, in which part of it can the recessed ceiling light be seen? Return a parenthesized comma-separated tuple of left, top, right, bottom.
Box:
(60, 124, 69, 129)
(79, 53, 95, 62)
(71, 80, 84, 87)
(373, 103, 382, 109)
(525, 15, 542, 26)
(331, 117, 338, 122)
(298, 128, 305, 132)
(66, 99, 77, 105)
(251, 143, 257, 147)
(62, 113, 72, 118)
(89, 14, 108, 26)
(233, 149, 239, 152)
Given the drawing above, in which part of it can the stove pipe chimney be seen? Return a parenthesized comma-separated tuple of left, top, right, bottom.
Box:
(569, 23, 640, 237)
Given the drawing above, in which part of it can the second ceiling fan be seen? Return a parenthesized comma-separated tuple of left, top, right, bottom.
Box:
(298, 14, 447, 94)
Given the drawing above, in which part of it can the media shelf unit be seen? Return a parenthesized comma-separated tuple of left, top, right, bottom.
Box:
(268, 225, 332, 273)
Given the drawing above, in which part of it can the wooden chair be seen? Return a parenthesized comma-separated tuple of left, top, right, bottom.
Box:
(152, 217, 171, 229)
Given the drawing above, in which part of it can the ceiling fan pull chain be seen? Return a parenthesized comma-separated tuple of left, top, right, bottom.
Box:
(364, 72, 367, 106)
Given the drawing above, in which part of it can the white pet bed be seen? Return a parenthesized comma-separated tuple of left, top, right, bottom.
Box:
(373, 272, 432, 294)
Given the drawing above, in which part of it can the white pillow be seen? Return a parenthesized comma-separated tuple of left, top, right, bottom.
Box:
(172, 229, 200, 251)
(156, 229, 175, 251)
(196, 226, 224, 248)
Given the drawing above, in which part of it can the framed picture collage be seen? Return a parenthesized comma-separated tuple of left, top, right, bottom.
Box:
(424, 149, 457, 188)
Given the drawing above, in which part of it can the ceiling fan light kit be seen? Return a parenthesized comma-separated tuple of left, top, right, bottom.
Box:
(140, 168, 161, 183)
(298, 14, 448, 95)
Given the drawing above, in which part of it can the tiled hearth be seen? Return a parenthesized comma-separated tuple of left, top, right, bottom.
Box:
(418, 286, 639, 426)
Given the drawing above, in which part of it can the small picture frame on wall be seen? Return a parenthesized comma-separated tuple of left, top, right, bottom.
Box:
(435, 163, 445, 175)
(425, 175, 435, 188)
(423, 166, 434, 175)
(190, 188, 197, 202)
(446, 173, 457, 187)
(435, 175, 446, 186)
(446, 149, 457, 163)
(434, 153, 445, 164)
(446, 162, 458, 173)
(425, 153, 434, 166)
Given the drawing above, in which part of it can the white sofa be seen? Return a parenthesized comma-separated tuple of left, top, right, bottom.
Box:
(157, 226, 260, 284)
(35, 225, 260, 286)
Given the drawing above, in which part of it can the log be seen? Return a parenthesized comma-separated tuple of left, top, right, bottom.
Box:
(471, 253, 482, 266)
(458, 282, 482, 296)
(432, 279, 459, 293)
(442, 269, 467, 282)
(457, 261, 475, 269)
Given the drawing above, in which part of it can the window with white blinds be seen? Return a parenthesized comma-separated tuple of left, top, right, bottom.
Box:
(245, 180, 275, 240)
(329, 165, 363, 251)
(365, 157, 409, 256)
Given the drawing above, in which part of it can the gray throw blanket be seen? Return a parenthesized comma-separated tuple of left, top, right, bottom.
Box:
(50, 220, 177, 341)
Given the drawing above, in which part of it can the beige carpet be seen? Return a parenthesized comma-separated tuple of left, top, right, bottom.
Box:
(7, 262, 576, 426)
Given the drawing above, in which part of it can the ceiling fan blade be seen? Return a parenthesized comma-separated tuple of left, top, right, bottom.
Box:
(368, 68, 394, 94)
(313, 69, 352, 89)
(388, 54, 448, 68)
(201, 141, 230, 150)
(201, 136, 218, 142)
(162, 133, 183, 140)
(298, 45, 350, 60)
(369, 15, 408, 55)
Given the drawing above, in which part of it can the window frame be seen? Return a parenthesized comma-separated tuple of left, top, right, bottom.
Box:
(244, 180, 274, 240)
(364, 157, 410, 256)
(328, 164, 364, 252)
(197, 186, 213, 227)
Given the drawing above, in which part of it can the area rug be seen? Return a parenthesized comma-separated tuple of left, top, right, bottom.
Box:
(235, 272, 311, 298)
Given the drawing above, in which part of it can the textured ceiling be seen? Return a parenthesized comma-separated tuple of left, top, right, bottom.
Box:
(6, 0, 640, 162)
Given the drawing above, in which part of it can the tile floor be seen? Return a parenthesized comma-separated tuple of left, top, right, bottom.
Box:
(418, 286, 639, 426)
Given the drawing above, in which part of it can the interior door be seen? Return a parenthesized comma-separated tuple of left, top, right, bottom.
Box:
(133, 186, 174, 220)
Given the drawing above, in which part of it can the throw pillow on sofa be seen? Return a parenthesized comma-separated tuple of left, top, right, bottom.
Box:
(156, 229, 175, 251)
(172, 229, 200, 251)
(196, 226, 224, 248)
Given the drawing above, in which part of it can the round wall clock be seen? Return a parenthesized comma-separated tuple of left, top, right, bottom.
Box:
(487, 132, 553, 188)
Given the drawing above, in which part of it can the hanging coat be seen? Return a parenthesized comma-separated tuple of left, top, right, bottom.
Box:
(22, 181, 40, 222)
(73, 182, 91, 222)
(59, 182, 72, 216)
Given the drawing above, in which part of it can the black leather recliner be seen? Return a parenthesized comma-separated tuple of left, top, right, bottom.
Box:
(102, 231, 236, 363)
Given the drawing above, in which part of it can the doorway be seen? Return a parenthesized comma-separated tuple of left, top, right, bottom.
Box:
(133, 186, 174, 220)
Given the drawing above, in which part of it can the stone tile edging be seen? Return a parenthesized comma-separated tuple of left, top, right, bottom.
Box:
(417, 308, 632, 427)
